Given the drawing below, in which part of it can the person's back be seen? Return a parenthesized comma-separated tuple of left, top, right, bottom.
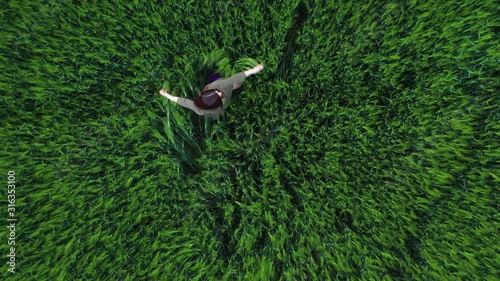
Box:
(159, 64, 264, 121)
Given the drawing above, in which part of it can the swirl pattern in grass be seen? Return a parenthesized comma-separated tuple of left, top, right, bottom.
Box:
(0, 0, 498, 280)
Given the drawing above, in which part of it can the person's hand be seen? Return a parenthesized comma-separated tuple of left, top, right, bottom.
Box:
(159, 89, 179, 103)
(244, 63, 265, 77)
(159, 89, 170, 97)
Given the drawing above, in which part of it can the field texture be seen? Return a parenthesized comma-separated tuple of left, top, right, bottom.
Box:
(1, 0, 499, 280)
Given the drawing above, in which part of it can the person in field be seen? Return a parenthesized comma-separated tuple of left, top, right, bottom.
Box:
(159, 64, 264, 121)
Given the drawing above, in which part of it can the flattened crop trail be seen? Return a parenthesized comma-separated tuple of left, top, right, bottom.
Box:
(275, 1, 309, 82)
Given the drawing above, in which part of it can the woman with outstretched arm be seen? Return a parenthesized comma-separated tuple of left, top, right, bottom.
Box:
(159, 64, 264, 121)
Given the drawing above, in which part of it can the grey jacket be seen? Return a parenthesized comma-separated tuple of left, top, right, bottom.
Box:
(175, 72, 246, 119)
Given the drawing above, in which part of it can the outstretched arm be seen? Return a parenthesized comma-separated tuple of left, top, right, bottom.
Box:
(244, 64, 264, 77)
(159, 89, 202, 115)
(159, 89, 179, 102)
(205, 64, 265, 91)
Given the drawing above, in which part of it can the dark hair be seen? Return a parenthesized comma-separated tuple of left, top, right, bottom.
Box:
(194, 90, 224, 110)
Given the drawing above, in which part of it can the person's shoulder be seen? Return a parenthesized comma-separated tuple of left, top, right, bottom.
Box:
(209, 80, 223, 89)
(193, 107, 204, 116)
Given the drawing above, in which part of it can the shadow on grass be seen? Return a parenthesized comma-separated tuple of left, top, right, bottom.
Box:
(274, 1, 309, 82)
(167, 64, 219, 176)
(158, 51, 235, 175)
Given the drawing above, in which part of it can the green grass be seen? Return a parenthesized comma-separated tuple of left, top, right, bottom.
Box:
(0, 0, 498, 280)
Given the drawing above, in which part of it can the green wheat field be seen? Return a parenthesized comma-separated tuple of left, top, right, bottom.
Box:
(1, 0, 498, 280)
